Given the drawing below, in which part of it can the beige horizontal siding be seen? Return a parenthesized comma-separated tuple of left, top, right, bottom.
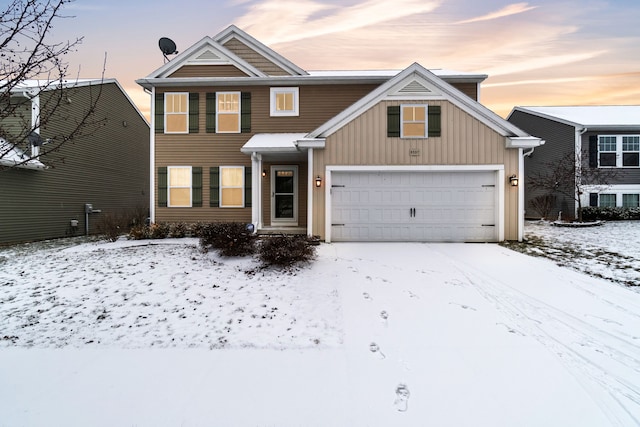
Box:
(310, 100, 521, 240)
(223, 39, 291, 76)
(168, 65, 249, 78)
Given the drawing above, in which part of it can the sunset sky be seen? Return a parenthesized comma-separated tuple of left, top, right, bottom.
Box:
(53, 0, 640, 119)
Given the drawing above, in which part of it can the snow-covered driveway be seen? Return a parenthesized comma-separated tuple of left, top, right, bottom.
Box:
(1, 240, 639, 426)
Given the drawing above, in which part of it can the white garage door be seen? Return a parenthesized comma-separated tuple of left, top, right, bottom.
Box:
(331, 171, 498, 242)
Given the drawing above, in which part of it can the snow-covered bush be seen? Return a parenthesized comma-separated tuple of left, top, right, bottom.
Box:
(258, 235, 316, 267)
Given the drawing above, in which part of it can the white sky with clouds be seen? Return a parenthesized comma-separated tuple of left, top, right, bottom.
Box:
(53, 0, 640, 118)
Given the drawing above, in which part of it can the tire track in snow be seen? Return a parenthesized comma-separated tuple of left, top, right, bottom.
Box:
(447, 259, 640, 427)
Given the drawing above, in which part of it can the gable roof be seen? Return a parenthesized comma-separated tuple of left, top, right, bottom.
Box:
(144, 36, 267, 79)
(214, 25, 308, 77)
(510, 106, 640, 130)
(307, 63, 534, 141)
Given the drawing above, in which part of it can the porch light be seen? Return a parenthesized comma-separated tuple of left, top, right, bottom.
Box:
(315, 175, 322, 188)
(262, 169, 266, 178)
(509, 175, 518, 187)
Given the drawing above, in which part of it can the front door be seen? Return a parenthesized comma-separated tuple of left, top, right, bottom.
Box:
(271, 166, 298, 226)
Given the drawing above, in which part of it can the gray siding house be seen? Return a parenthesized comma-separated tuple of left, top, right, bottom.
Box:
(508, 106, 640, 219)
(0, 80, 149, 245)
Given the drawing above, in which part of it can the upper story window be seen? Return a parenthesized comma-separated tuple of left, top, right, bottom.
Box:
(168, 166, 191, 207)
(401, 105, 427, 138)
(598, 135, 640, 167)
(216, 92, 240, 133)
(165, 93, 188, 133)
(270, 87, 299, 116)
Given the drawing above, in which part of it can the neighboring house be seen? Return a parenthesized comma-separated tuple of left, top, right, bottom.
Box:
(137, 25, 541, 242)
(508, 106, 640, 219)
(0, 79, 149, 245)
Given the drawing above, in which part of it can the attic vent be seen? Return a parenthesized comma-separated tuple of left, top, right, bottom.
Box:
(399, 81, 431, 93)
(195, 50, 221, 61)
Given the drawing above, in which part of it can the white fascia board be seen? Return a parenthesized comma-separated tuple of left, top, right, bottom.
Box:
(214, 25, 308, 76)
(326, 164, 505, 172)
(0, 158, 47, 170)
(296, 138, 325, 149)
(240, 146, 299, 154)
(506, 136, 545, 148)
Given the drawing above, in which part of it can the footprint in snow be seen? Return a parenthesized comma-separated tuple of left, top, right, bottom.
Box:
(496, 323, 525, 336)
(394, 384, 410, 412)
(369, 342, 386, 359)
(449, 302, 477, 311)
(363, 292, 372, 301)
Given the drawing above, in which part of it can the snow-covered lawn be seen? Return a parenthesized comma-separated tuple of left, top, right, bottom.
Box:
(1, 226, 639, 426)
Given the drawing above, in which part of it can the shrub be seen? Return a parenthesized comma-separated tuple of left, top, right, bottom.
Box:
(199, 222, 256, 257)
(529, 194, 556, 220)
(128, 225, 150, 240)
(169, 222, 188, 238)
(581, 206, 640, 221)
(258, 235, 316, 267)
(149, 222, 170, 239)
(97, 211, 129, 242)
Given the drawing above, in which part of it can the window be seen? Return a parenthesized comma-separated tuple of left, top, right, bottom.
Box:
(599, 194, 616, 208)
(165, 93, 188, 133)
(220, 166, 244, 207)
(623, 194, 640, 208)
(217, 92, 240, 133)
(270, 87, 299, 116)
(597, 135, 640, 167)
(598, 136, 617, 167)
(401, 105, 427, 138)
(622, 136, 640, 167)
(168, 166, 191, 207)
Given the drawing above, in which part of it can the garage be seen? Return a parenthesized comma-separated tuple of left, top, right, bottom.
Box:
(330, 170, 499, 242)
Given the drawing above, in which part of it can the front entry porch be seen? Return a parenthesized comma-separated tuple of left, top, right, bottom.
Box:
(241, 133, 325, 237)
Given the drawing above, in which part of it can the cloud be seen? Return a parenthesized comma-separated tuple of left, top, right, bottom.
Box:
(455, 2, 538, 25)
(235, 0, 442, 45)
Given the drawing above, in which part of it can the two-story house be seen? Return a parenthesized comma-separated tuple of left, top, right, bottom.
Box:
(0, 79, 149, 245)
(137, 25, 541, 242)
(508, 106, 640, 219)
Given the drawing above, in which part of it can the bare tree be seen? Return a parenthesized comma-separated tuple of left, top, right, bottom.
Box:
(0, 0, 105, 170)
(528, 150, 618, 222)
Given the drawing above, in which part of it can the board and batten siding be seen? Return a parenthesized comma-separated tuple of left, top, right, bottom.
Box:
(0, 82, 149, 245)
(222, 38, 291, 76)
(310, 100, 521, 240)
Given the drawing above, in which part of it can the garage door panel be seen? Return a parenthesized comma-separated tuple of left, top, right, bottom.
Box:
(331, 171, 498, 242)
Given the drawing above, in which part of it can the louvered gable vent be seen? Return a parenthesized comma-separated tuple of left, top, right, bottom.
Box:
(195, 50, 222, 61)
(399, 80, 431, 94)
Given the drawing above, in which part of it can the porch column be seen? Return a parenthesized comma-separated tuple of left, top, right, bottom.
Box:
(251, 152, 263, 232)
(307, 148, 314, 237)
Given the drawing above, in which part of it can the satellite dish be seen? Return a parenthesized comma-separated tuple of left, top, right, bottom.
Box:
(159, 37, 178, 62)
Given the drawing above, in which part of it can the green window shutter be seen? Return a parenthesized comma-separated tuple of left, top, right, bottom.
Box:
(244, 167, 252, 207)
(158, 167, 167, 207)
(210, 167, 220, 207)
(241, 92, 251, 133)
(589, 135, 598, 167)
(428, 105, 441, 137)
(387, 106, 400, 137)
(192, 167, 202, 207)
(189, 93, 199, 133)
(155, 93, 164, 133)
(206, 92, 216, 133)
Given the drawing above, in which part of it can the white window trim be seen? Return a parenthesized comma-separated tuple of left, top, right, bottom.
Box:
(598, 135, 640, 168)
(270, 87, 299, 117)
(168, 166, 192, 207)
(622, 193, 640, 208)
(216, 92, 241, 134)
(220, 166, 245, 208)
(164, 92, 189, 134)
(400, 104, 428, 138)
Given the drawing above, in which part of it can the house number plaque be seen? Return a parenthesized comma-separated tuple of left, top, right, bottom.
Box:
(409, 149, 420, 156)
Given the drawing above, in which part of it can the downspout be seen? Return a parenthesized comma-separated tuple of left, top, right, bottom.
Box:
(251, 152, 262, 232)
(518, 148, 524, 242)
(30, 92, 40, 158)
(148, 87, 156, 224)
(575, 127, 588, 218)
